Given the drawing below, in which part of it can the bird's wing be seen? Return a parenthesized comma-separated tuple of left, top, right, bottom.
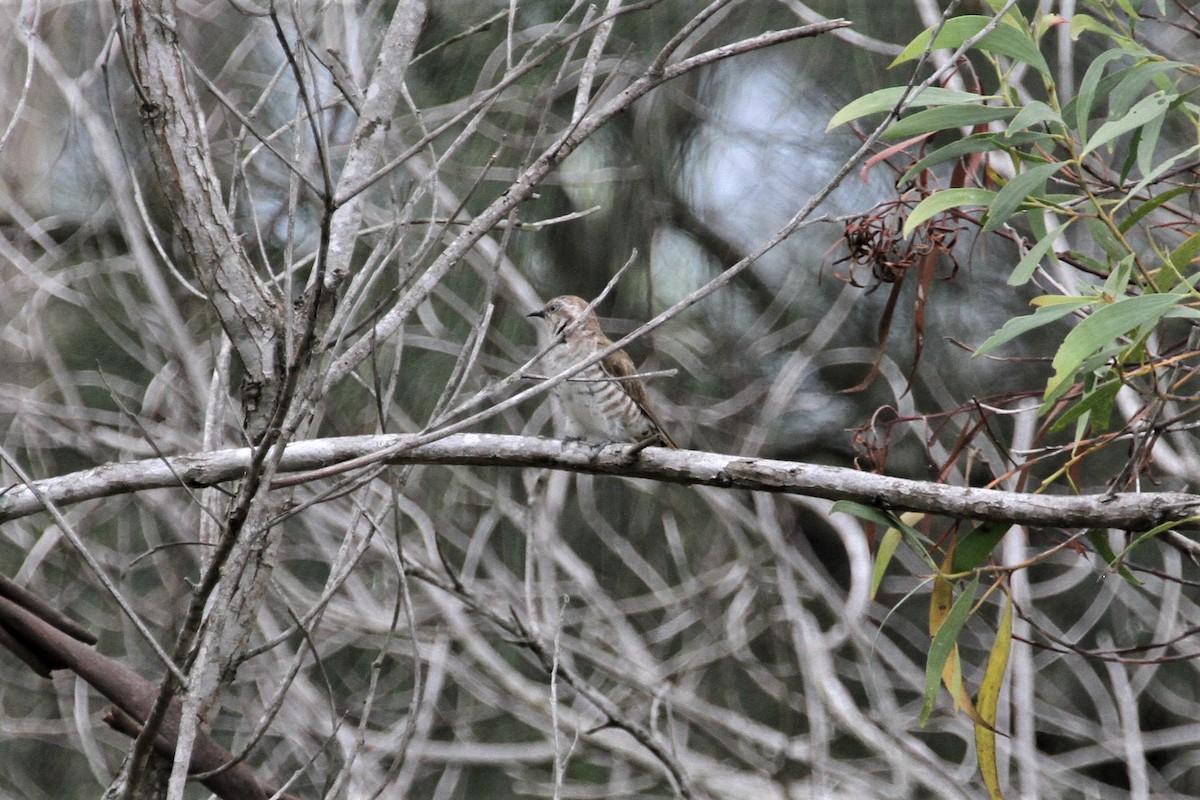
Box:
(600, 348, 677, 448)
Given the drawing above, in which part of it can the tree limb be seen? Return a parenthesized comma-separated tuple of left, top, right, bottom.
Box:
(0, 593, 300, 800)
(2, 434, 1197, 531)
(120, 0, 283, 436)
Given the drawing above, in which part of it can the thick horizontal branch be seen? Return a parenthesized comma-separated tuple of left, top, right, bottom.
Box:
(2, 435, 1198, 532)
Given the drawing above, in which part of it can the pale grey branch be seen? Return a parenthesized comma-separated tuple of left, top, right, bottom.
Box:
(2, 435, 1197, 532)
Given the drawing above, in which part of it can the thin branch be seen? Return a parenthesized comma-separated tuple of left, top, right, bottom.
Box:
(0, 446, 187, 682)
(323, 19, 852, 392)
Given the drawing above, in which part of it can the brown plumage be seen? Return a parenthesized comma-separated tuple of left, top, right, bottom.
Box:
(528, 295, 676, 448)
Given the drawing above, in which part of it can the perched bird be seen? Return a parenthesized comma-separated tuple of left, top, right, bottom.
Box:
(528, 295, 676, 449)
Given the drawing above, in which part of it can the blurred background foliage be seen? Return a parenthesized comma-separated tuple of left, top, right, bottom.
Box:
(1, 1, 1200, 798)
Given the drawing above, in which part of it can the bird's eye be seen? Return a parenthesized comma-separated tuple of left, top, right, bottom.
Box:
(548, 302, 560, 312)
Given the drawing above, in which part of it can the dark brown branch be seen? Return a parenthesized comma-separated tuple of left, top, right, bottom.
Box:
(0, 593, 299, 800)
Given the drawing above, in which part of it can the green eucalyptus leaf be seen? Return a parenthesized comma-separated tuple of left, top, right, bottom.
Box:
(832, 501, 898, 529)
(981, 161, 1066, 234)
(1083, 216, 1130, 262)
(975, 300, 1088, 356)
(1081, 91, 1172, 157)
(828, 86, 997, 131)
(1135, 109, 1167, 178)
(1070, 13, 1137, 48)
(1086, 530, 1142, 586)
(1049, 378, 1120, 433)
(1118, 185, 1193, 233)
(1006, 101, 1064, 135)
(893, 15, 1050, 75)
(952, 522, 1011, 573)
(898, 132, 1051, 186)
(1009, 221, 1070, 286)
(886, 105, 1019, 140)
(904, 189, 997, 237)
(1043, 293, 1182, 403)
(1110, 60, 1191, 116)
(921, 575, 980, 724)
(1169, 231, 1200, 273)
(1075, 49, 1130, 141)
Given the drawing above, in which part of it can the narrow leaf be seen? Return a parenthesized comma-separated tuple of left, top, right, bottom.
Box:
(899, 131, 1052, 186)
(1044, 293, 1182, 403)
(834, 503, 938, 572)
(975, 300, 1087, 356)
(1005, 100, 1063, 135)
(1086, 530, 1142, 586)
(953, 521, 1012, 573)
(893, 15, 1049, 75)
(871, 527, 902, 601)
(903, 188, 997, 238)
(831, 500, 897, 529)
(1074, 49, 1129, 141)
(982, 161, 1066, 233)
(944, 645, 987, 723)
(886, 105, 1019, 140)
(1117, 184, 1193, 233)
(1102, 254, 1135, 297)
(1168, 231, 1200, 273)
(922, 572, 980, 724)
(828, 86, 996, 131)
(1009, 221, 1070, 286)
(1048, 378, 1120, 433)
(893, 16, 992, 66)
(1122, 145, 1200, 216)
(1110, 60, 1191, 116)
(1134, 105, 1167, 179)
(1112, 515, 1200, 566)
(1080, 92, 1172, 157)
(1082, 216, 1129, 262)
(930, 544, 956, 636)
(930, 550, 989, 726)
(1031, 294, 1094, 307)
(1069, 13, 1131, 46)
(975, 598, 1013, 800)
(977, 24, 1052, 76)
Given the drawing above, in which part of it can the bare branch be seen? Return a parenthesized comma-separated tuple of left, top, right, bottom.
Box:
(0, 593, 299, 800)
(323, 19, 852, 391)
(2, 434, 1197, 531)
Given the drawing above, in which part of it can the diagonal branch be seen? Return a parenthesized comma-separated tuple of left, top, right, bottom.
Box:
(322, 19, 852, 392)
(119, 0, 283, 430)
(0, 592, 300, 800)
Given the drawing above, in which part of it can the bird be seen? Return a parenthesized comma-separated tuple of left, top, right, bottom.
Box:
(527, 295, 676, 449)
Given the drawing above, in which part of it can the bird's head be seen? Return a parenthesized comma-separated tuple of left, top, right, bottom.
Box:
(527, 295, 600, 338)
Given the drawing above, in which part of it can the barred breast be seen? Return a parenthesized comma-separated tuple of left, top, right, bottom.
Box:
(542, 342, 661, 443)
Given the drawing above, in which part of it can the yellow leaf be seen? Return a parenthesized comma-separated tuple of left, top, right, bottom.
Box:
(944, 648, 985, 722)
(931, 543, 990, 727)
(930, 541, 956, 636)
(975, 598, 1014, 800)
(871, 527, 902, 601)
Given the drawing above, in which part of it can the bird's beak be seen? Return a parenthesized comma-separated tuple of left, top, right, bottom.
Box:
(527, 308, 545, 318)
